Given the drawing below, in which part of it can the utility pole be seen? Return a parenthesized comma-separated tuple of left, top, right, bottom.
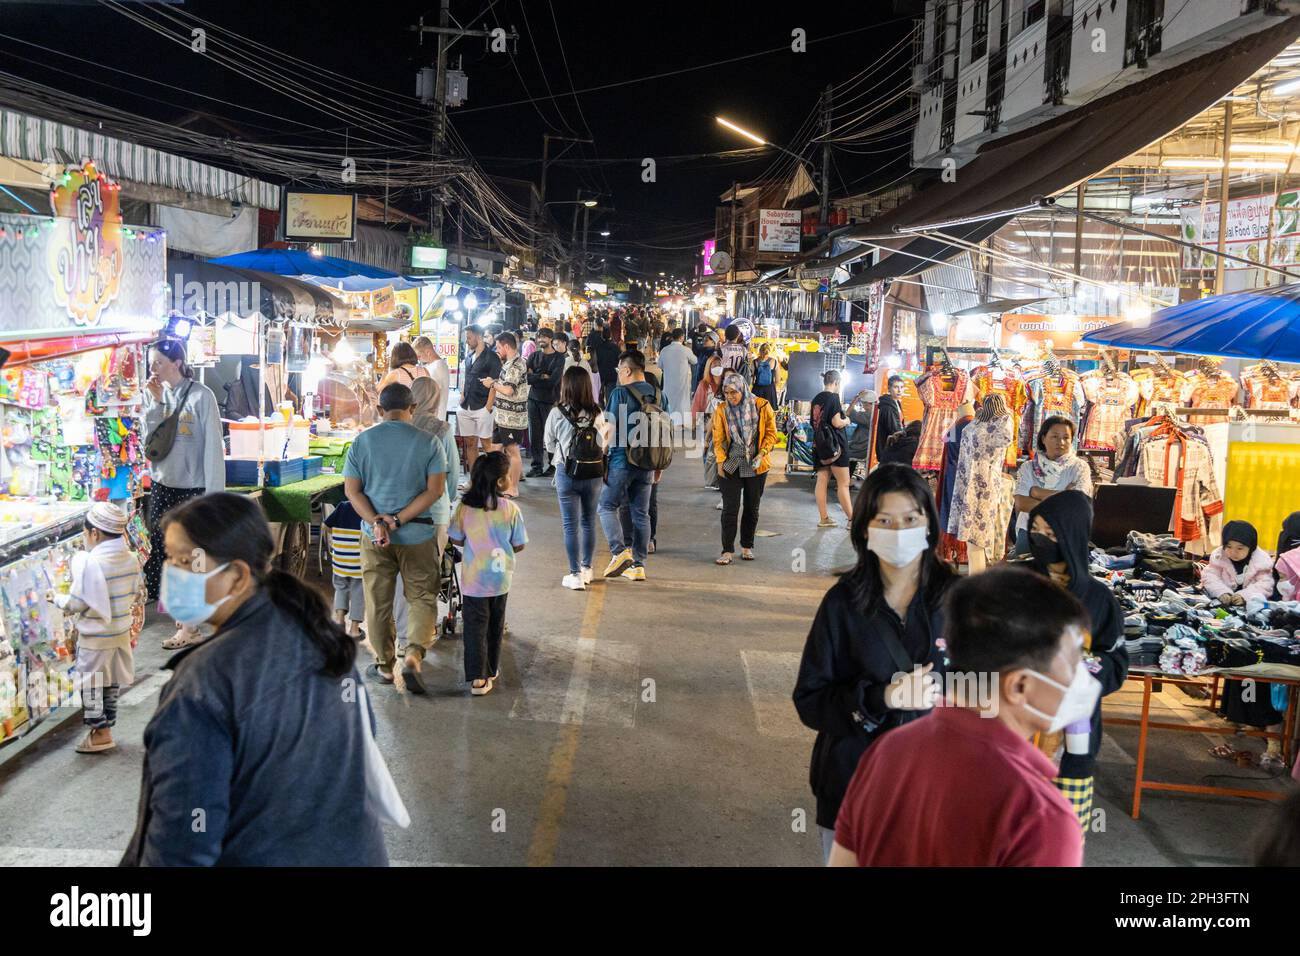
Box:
(819, 83, 833, 229)
(1214, 100, 1234, 296)
(581, 203, 591, 290)
(568, 189, 584, 288)
(536, 134, 592, 274)
(412, 3, 519, 246)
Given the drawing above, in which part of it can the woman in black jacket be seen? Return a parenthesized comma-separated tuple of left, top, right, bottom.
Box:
(793, 463, 956, 861)
(1026, 490, 1128, 840)
(122, 493, 390, 866)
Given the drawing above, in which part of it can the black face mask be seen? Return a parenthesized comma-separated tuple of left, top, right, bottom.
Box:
(1029, 532, 1063, 568)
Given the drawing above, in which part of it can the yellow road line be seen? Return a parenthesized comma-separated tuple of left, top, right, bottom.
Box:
(526, 585, 605, 867)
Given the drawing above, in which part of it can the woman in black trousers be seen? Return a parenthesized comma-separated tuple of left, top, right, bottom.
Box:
(711, 372, 777, 564)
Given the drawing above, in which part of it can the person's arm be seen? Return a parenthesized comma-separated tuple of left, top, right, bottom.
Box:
(1001, 807, 1084, 867)
(793, 597, 892, 738)
(199, 387, 227, 494)
(1090, 592, 1129, 697)
(510, 507, 528, 554)
(711, 406, 728, 466)
(442, 431, 460, 500)
(757, 401, 778, 459)
(138, 691, 233, 866)
(544, 407, 561, 455)
(1199, 556, 1233, 600)
(827, 842, 860, 867)
(446, 504, 465, 545)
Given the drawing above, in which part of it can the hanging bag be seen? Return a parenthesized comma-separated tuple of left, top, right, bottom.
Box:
(144, 379, 195, 463)
(357, 683, 410, 828)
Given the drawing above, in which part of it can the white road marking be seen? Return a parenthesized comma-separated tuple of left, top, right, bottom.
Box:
(118, 671, 171, 706)
(0, 846, 122, 867)
(740, 650, 811, 740)
(510, 638, 638, 727)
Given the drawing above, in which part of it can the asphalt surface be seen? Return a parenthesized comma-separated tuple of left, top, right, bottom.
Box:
(0, 451, 1288, 866)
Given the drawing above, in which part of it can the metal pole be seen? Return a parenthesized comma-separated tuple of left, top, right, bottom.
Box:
(1214, 101, 1234, 296)
(581, 204, 590, 291)
(1072, 181, 1086, 294)
(819, 84, 833, 229)
(728, 180, 738, 286)
(569, 192, 582, 287)
(431, 0, 450, 246)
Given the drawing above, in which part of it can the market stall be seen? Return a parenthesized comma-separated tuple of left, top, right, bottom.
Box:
(0, 164, 165, 744)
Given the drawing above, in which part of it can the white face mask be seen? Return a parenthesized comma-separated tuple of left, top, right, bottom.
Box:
(1023, 660, 1101, 733)
(866, 525, 930, 568)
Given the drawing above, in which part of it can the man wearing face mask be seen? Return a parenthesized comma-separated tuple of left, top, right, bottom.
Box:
(829, 566, 1092, 867)
(794, 464, 956, 862)
(1025, 491, 1128, 837)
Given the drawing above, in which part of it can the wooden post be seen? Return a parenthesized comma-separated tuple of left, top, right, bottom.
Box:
(1214, 102, 1234, 296)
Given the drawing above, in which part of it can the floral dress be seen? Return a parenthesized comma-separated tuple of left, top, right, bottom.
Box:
(948, 415, 1014, 552)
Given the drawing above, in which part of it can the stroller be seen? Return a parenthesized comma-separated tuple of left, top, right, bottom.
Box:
(784, 418, 817, 475)
(438, 538, 463, 639)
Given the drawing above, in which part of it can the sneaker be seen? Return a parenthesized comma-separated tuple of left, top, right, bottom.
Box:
(580, 566, 594, 584)
(622, 565, 646, 582)
(562, 573, 586, 591)
(604, 549, 634, 578)
(817, 517, 837, 528)
(543, 466, 555, 477)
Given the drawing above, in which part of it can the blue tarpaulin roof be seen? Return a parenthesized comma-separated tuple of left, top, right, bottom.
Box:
(211, 248, 402, 279)
(1082, 284, 1300, 364)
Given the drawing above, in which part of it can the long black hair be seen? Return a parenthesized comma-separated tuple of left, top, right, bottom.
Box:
(461, 451, 509, 511)
(163, 492, 356, 678)
(558, 364, 600, 419)
(843, 463, 955, 617)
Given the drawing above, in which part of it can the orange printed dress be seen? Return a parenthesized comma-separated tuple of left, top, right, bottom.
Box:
(1131, 368, 1189, 416)
(1184, 371, 1239, 424)
(912, 368, 971, 473)
(972, 367, 1028, 467)
(1243, 365, 1297, 409)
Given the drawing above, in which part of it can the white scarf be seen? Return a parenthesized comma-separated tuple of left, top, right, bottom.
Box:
(71, 537, 129, 622)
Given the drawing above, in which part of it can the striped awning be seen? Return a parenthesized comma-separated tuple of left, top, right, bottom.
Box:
(0, 107, 279, 209)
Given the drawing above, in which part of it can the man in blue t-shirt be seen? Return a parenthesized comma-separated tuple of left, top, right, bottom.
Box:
(598, 349, 658, 582)
(344, 383, 448, 692)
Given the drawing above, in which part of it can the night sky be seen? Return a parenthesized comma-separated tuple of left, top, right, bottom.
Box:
(0, 1, 917, 274)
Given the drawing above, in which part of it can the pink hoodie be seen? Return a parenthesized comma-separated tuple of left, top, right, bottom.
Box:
(1276, 547, 1300, 600)
(1200, 545, 1275, 602)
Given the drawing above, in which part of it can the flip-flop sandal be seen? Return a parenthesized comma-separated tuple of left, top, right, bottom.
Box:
(740, 549, 755, 561)
(716, 554, 733, 565)
(1259, 752, 1286, 772)
(1209, 744, 1237, 759)
(401, 660, 427, 695)
(365, 663, 394, 684)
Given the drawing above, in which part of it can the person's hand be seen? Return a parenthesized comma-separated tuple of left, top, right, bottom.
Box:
(1220, 593, 1236, 607)
(884, 663, 938, 711)
(145, 374, 163, 401)
(375, 514, 398, 531)
(653, 470, 662, 484)
(1231, 593, 1246, 607)
(371, 523, 391, 548)
(480, 377, 495, 387)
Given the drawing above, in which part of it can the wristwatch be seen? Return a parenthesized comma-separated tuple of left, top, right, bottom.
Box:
(391, 514, 403, 528)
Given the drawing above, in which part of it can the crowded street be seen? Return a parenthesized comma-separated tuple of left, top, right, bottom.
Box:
(4, 0, 1300, 932)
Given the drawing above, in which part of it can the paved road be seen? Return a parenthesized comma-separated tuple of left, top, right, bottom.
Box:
(0, 453, 1285, 865)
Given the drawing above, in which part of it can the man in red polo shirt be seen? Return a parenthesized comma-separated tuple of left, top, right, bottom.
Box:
(829, 567, 1097, 867)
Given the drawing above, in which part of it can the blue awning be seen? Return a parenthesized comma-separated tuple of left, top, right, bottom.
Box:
(1082, 283, 1300, 363)
(211, 248, 402, 279)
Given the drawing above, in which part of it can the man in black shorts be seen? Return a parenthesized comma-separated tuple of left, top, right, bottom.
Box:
(812, 369, 853, 528)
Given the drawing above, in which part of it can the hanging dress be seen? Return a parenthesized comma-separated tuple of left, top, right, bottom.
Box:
(912, 368, 970, 473)
(972, 366, 1028, 468)
(948, 415, 1014, 554)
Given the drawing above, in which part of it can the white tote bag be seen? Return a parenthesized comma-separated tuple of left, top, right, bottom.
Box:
(357, 684, 410, 828)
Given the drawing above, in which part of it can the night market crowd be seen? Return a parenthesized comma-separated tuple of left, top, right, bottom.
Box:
(61, 313, 1300, 866)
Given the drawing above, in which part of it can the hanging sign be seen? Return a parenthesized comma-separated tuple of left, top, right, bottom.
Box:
(281, 190, 357, 242)
(758, 209, 801, 253)
(1180, 192, 1300, 271)
(47, 162, 125, 328)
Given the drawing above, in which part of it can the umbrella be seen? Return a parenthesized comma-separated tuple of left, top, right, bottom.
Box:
(1083, 283, 1300, 363)
(211, 248, 401, 280)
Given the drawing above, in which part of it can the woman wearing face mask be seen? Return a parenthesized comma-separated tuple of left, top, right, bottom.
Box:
(1013, 416, 1092, 555)
(793, 463, 956, 863)
(1273, 511, 1300, 601)
(122, 493, 389, 866)
(1026, 490, 1128, 838)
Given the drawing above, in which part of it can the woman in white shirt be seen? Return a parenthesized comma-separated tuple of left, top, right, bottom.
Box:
(544, 366, 607, 592)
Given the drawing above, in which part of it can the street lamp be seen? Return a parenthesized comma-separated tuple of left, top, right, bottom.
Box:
(715, 116, 805, 162)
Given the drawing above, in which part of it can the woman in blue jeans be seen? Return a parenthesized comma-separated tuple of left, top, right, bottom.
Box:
(544, 366, 608, 591)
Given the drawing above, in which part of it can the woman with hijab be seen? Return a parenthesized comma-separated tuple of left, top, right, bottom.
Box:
(711, 370, 777, 564)
(1026, 490, 1128, 838)
(1203, 520, 1288, 770)
(1013, 416, 1092, 555)
(1273, 512, 1300, 600)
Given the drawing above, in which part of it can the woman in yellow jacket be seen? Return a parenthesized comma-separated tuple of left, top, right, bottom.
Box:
(712, 370, 778, 564)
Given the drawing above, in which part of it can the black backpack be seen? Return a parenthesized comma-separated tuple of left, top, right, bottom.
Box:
(560, 406, 605, 480)
(813, 412, 844, 466)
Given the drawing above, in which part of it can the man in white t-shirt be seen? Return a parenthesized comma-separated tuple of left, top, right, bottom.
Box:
(414, 336, 451, 423)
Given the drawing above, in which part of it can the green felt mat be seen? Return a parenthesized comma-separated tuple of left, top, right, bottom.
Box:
(227, 474, 347, 523)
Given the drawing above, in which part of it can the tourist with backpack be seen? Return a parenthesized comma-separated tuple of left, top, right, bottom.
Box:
(545, 366, 608, 591)
(752, 343, 778, 408)
(598, 349, 672, 582)
(812, 369, 854, 529)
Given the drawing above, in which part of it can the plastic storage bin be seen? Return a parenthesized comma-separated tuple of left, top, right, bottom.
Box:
(286, 418, 311, 458)
(228, 419, 286, 459)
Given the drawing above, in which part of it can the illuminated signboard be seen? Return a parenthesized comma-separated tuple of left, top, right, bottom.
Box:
(282, 191, 357, 242)
(411, 245, 448, 270)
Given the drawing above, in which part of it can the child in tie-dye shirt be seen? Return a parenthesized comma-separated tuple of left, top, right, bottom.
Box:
(448, 452, 528, 696)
